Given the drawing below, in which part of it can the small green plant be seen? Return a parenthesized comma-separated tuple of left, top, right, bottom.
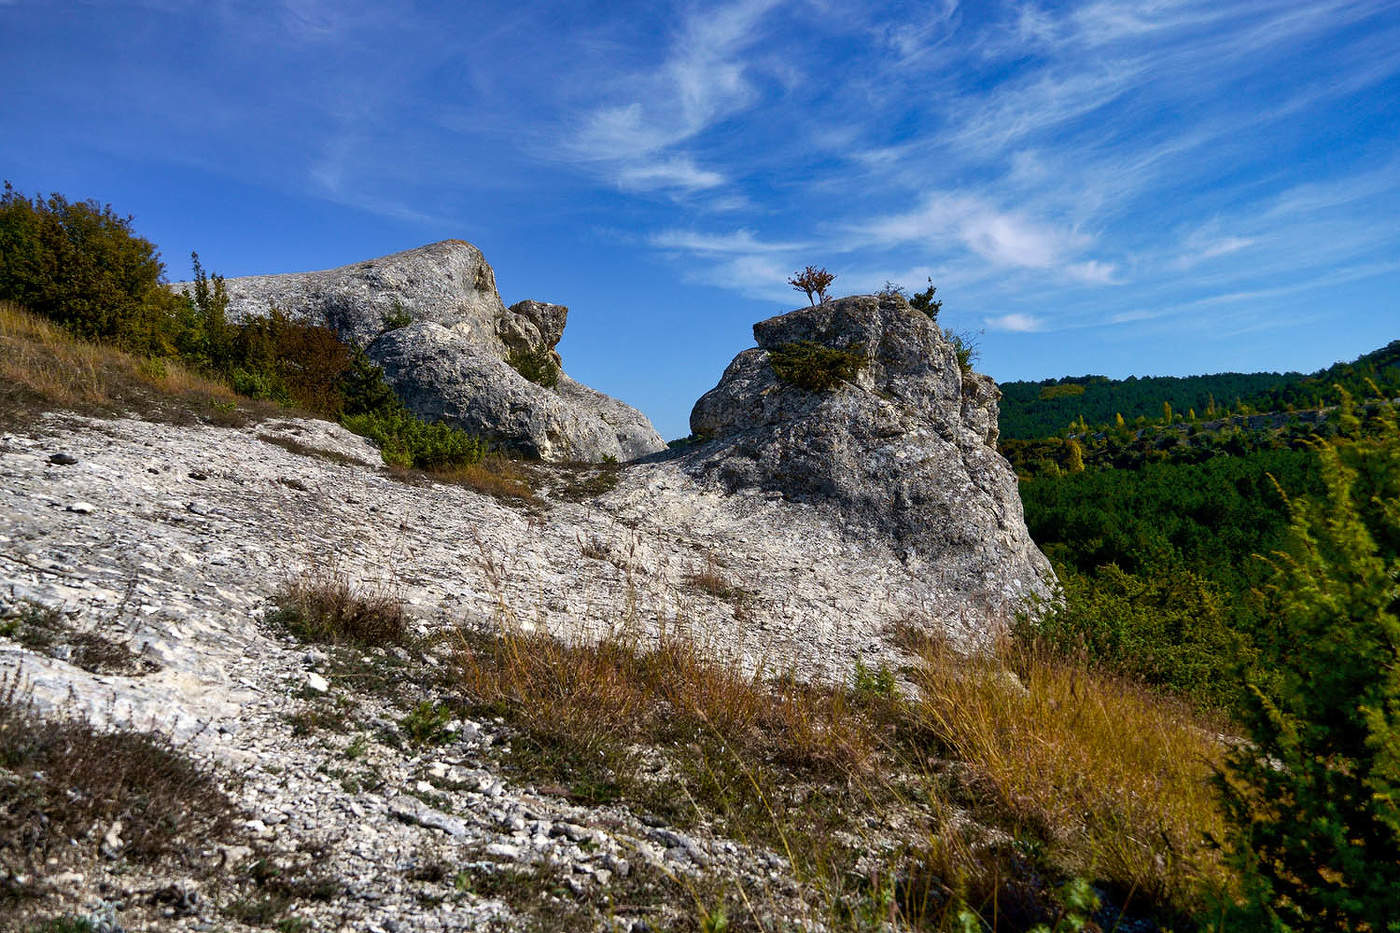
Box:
(852, 659, 897, 700)
(787, 265, 836, 305)
(401, 700, 454, 745)
(380, 301, 413, 332)
(506, 346, 560, 389)
(768, 340, 866, 392)
(699, 904, 730, 933)
(1029, 877, 1101, 932)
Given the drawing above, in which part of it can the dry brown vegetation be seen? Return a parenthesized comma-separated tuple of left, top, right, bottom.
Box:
(0, 669, 236, 906)
(418, 454, 536, 501)
(445, 620, 1234, 930)
(269, 573, 412, 648)
(912, 636, 1232, 920)
(0, 300, 271, 430)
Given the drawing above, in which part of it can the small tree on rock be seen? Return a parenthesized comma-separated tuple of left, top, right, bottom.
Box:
(788, 265, 835, 306)
(910, 277, 942, 321)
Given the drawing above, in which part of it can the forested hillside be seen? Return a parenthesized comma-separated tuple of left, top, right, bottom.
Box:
(999, 339, 1400, 439)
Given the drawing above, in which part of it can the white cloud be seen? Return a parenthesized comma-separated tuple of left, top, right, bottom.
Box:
(985, 312, 1044, 332)
(563, 0, 786, 194)
(649, 228, 810, 255)
(1067, 260, 1119, 283)
(616, 157, 725, 193)
(857, 192, 1090, 271)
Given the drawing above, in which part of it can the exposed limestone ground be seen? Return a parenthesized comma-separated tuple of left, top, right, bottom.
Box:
(0, 413, 1026, 931)
(0, 291, 1054, 931)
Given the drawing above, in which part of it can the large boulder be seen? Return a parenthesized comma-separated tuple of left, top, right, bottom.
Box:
(372, 322, 666, 462)
(172, 241, 665, 462)
(683, 294, 1052, 612)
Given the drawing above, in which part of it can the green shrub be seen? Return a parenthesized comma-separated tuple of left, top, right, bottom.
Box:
(768, 340, 866, 392)
(1217, 402, 1400, 930)
(948, 330, 979, 375)
(506, 346, 560, 389)
(342, 406, 485, 470)
(380, 301, 412, 333)
(1020, 565, 1253, 709)
(0, 182, 182, 353)
(401, 700, 454, 746)
(909, 277, 942, 321)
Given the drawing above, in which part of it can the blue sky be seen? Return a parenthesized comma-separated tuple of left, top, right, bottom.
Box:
(3, 0, 1398, 439)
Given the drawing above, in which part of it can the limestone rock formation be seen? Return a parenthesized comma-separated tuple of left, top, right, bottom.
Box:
(372, 322, 667, 461)
(173, 240, 665, 462)
(684, 294, 1052, 612)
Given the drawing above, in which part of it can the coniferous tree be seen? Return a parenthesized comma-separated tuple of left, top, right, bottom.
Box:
(1217, 397, 1400, 929)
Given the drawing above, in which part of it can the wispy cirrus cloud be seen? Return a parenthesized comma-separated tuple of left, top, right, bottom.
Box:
(854, 192, 1097, 273)
(564, 0, 788, 196)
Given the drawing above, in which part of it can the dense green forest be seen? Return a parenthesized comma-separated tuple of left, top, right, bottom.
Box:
(999, 339, 1400, 439)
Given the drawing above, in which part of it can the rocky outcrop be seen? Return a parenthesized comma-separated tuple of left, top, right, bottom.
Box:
(683, 294, 1052, 614)
(372, 322, 667, 461)
(173, 241, 665, 462)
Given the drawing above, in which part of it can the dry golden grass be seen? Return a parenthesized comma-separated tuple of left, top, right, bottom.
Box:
(428, 454, 535, 500)
(269, 573, 412, 648)
(447, 616, 1236, 929)
(911, 635, 1232, 914)
(454, 628, 878, 780)
(0, 300, 255, 428)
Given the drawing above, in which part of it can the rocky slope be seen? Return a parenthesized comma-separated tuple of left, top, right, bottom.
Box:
(172, 241, 666, 462)
(0, 292, 1053, 931)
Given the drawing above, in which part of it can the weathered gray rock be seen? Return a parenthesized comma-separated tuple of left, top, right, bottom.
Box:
(684, 294, 1052, 615)
(369, 322, 665, 462)
(172, 241, 664, 462)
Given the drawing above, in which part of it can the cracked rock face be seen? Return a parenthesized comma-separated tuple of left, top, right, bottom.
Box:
(683, 294, 1053, 618)
(372, 322, 667, 462)
(172, 240, 665, 462)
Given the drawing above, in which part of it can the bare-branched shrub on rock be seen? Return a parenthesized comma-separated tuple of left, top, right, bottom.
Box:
(787, 265, 836, 306)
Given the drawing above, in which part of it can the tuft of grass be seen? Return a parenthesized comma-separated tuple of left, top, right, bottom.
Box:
(684, 561, 749, 605)
(0, 299, 267, 430)
(415, 454, 535, 501)
(0, 669, 236, 897)
(268, 574, 411, 648)
(911, 635, 1231, 917)
(453, 628, 879, 801)
(768, 340, 867, 392)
